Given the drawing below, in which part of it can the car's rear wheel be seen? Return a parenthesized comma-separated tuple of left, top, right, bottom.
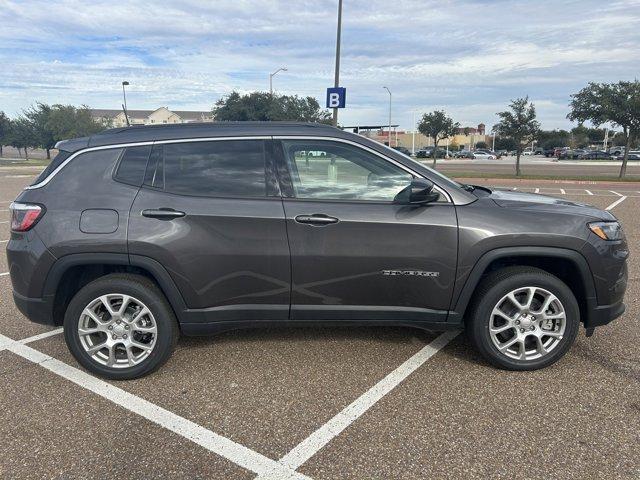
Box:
(467, 266, 580, 370)
(64, 274, 179, 380)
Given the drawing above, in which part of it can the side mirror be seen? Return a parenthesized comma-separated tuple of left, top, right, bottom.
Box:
(394, 178, 440, 205)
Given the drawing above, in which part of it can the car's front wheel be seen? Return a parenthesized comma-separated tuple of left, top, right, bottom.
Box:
(64, 273, 179, 380)
(467, 266, 580, 370)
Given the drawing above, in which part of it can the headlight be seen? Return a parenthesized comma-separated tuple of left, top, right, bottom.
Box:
(589, 221, 623, 241)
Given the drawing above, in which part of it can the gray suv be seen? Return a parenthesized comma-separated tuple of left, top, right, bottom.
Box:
(7, 122, 628, 379)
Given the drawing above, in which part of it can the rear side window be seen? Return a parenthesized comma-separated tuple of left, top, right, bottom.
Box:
(114, 145, 152, 186)
(149, 140, 267, 197)
(31, 151, 71, 185)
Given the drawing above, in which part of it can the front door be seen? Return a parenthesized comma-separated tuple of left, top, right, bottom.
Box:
(276, 139, 458, 323)
(128, 139, 291, 322)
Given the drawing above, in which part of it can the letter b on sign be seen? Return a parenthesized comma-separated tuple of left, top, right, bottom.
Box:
(326, 87, 346, 109)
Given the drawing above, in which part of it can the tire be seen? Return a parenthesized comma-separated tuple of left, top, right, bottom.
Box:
(64, 273, 180, 380)
(466, 266, 580, 370)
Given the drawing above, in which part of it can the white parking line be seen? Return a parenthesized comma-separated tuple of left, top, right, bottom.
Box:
(610, 190, 623, 197)
(0, 272, 8, 277)
(0, 333, 308, 479)
(606, 196, 627, 210)
(534, 188, 539, 193)
(19, 328, 64, 344)
(585, 190, 593, 195)
(0, 221, 8, 224)
(0, 240, 8, 243)
(258, 331, 459, 475)
(560, 188, 566, 194)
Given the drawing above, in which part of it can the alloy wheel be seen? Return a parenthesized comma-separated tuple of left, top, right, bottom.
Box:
(488, 286, 566, 361)
(78, 294, 157, 368)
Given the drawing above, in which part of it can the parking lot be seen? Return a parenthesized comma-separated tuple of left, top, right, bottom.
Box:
(0, 166, 638, 479)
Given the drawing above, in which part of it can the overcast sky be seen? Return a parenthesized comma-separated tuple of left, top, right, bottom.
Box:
(1, 0, 639, 130)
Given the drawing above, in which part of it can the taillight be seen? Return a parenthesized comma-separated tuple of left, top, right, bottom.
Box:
(10, 202, 45, 232)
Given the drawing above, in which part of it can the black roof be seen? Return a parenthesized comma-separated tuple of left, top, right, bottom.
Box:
(56, 122, 346, 153)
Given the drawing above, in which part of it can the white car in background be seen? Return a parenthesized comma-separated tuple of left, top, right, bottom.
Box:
(472, 151, 497, 160)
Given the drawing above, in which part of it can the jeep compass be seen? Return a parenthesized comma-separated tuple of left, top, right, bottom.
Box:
(6, 122, 628, 379)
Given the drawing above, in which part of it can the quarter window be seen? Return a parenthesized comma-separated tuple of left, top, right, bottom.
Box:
(151, 140, 267, 197)
(281, 140, 414, 201)
(114, 145, 152, 186)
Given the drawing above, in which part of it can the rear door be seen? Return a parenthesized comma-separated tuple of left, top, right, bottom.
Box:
(128, 138, 291, 322)
(275, 138, 458, 323)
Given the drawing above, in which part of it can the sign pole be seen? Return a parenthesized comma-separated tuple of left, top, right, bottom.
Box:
(332, 0, 343, 127)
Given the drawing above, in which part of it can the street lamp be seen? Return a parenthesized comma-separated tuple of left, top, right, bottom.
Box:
(269, 67, 287, 95)
(383, 86, 392, 147)
(121, 81, 129, 112)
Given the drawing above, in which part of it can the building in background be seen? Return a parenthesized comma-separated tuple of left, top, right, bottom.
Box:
(348, 123, 490, 152)
(91, 107, 213, 127)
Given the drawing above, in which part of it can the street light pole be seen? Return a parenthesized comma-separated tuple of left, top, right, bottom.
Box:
(122, 81, 129, 112)
(383, 86, 392, 146)
(269, 67, 287, 95)
(412, 110, 417, 155)
(332, 0, 343, 127)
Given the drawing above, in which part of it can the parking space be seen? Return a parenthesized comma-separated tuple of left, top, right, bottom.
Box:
(1, 167, 639, 479)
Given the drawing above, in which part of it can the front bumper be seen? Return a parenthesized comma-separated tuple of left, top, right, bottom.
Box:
(585, 300, 626, 329)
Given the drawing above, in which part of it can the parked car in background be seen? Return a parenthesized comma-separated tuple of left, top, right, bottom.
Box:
(453, 150, 473, 158)
(616, 151, 640, 161)
(544, 148, 556, 157)
(392, 146, 412, 156)
(553, 147, 567, 158)
(579, 150, 612, 160)
(558, 149, 588, 160)
(534, 147, 545, 155)
(472, 151, 497, 160)
(522, 150, 533, 156)
(496, 149, 510, 157)
(609, 146, 625, 156)
(416, 147, 447, 159)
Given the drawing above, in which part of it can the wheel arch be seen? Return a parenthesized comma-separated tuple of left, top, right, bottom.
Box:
(43, 253, 187, 326)
(450, 247, 597, 326)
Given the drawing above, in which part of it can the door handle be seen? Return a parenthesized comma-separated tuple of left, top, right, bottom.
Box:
(294, 214, 339, 226)
(141, 208, 186, 220)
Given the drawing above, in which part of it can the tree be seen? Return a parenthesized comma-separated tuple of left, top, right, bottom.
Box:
(475, 141, 488, 149)
(213, 91, 332, 123)
(537, 129, 570, 150)
(0, 111, 10, 157)
(45, 104, 106, 143)
(24, 103, 56, 159)
(493, 97, 540, 176)
(7, 117, 37, 159)
(494, 136, 517, 152)
(569, 81, 640, 177)
(417, 110, 459, 167)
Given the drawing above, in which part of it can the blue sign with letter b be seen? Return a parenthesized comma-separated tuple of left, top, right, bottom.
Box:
(326, 87, 346, 108)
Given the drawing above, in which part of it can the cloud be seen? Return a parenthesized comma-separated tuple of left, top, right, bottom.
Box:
(0, 0, 638, 130)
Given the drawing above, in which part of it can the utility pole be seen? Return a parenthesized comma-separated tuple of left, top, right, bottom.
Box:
(332, 0, 343, 127)
(383, 86, 392, 146)
(269, 67, 287, 95)
(412, 110, 417, 155)
(122, 81, 129, 112)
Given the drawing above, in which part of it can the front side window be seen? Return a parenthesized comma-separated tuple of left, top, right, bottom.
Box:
(281, 140, 414, 201)
(149, 140, 267, 197)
